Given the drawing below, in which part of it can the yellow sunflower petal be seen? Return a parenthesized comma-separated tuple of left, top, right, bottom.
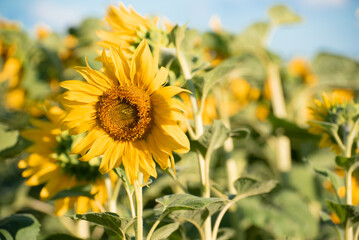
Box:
(76, 196, 90, 214)
(26, 163, 58, 185)
(157, 124, 190, 153)
(99, 141, 124, 174)
(134, 140, 157, 178)
(108, 47, 131, 85)
(54, 197, 70, 216)
(122, 142, 139, 185)
(131, 40, 157, 91)
(60, 80, 103, 96)
(81, 131, 112, 161)
(39, 172, 69, 200)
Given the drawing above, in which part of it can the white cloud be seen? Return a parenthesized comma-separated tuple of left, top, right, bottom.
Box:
(29, 0, 103, 31)
(303, 0, 348, 7)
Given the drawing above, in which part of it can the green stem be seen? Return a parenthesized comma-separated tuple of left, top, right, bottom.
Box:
(105, 173, 116, 212)
(176, 47, 211, 239)
(212, 192, 253, 240)
(354, 225, 359, 240)
(176, 49, 203, 138)
(344, 120, 359, 240)
(267, 62, 291, 172)
(146, 213, 168, 240)
(76, 220, 90, 239)
(134, 178, 143, 240)
(332, 131, 346, 153)
(124, 184, 136, 218)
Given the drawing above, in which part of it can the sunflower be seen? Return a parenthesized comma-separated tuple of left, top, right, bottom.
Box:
(97, 3, 159, 55)
(60, 40, 190, 184)
(288, 58, 317, 86)
(308, 90, 354, 154)
(179, 92, 218, 126)
(19, 106, 116, 216)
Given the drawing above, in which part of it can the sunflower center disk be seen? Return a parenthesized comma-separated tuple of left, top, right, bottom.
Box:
(96, 85, 153, 142)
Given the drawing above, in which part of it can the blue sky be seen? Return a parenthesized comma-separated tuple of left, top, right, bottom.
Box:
(0, 0, 358, 60)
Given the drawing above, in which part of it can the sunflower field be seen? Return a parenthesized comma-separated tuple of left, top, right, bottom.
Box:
(1, 2, 359, 240)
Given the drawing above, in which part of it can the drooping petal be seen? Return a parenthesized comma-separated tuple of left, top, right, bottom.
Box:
(99, 141, 125, 173)
(81, 131, 113, 161)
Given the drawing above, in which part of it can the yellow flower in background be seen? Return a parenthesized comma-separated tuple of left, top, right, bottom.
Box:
(308, 90, 354, 154)
(179, 92, 218, 126)
(327, 169, 359, 224)
(60, 40, 189, 184)
(19, 106, 116, 216)
(203, 48, 227, 67)
(97, 3, 158, 55)
(288, 58, 310, 77)
(36, 25, 51, 41)
(256, 104, 270, 121)
(5, 88, 25, 110)
(0, 19, 20, 31)
(231, 78, 260, 105)
(0, 57, 22, 88)
(64, 34, 78, 49)
(288, 58, 318, 86)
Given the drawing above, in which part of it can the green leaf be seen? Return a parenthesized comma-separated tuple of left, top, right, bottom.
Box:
(156, 194, 228, 215)
(237, 191, 318, 238)
(268, 5, 302, 25)
(313, 167, 343, 198)
(45, 233, 82, 240)
(234, 22, 270, 50)
(151, 222, 180, 240)
(198, 120, 230, 150)
(169, 24, 187, 50)
(0, 124, 19, 154)
(0, 136, 31, 159)
(308, 120, 338, 135)
(327, 200, 348, 226)
(201, 58, 241, 103)
(312, 53, 359, 86)
(335, 155, 356, 169)
(75, 212, 134, 239)
(230, 128, 250, 140)
(50, 185, 94, 200)
(327, 200, 359, 226)
(216, 228, 236, 240)
(114, 166, 134, 191)
(0, 214, 40, 240)
(268, 115, 318, 140)
(233, 177, 277, 197)
(170, 200, 226, 228)
(0, 229, 13, 240)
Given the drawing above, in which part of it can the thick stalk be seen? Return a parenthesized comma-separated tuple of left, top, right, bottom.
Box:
(105, 173, 116, 212)
(267, 62, 291, 172)
(354, 225, 359, 240)
(77, 220, 90, 239)
(344, 120, 359, 240)
(134, 179, 143, 240)
(177, 48, 211, 239)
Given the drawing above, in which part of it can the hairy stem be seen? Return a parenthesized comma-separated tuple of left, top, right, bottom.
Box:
(344, 120, 359, 240)
(134, 179, 143, 240)
(105, 173, 116, 212)
(267, 62, 291, 172)
(76, 220, 90, 239)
